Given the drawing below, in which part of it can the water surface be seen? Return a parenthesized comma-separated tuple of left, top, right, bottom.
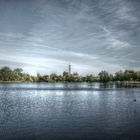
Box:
(0, 83, 140, 140)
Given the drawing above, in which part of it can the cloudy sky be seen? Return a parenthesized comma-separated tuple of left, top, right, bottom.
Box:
(0, 0, 140, 75)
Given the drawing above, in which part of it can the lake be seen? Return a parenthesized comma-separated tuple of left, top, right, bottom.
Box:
(0, 83, 140, 140)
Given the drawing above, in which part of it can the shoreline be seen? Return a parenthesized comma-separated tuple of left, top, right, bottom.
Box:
(0, 81, 140, 83)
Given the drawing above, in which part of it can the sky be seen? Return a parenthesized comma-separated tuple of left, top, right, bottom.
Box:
(0, 0, 140, 75)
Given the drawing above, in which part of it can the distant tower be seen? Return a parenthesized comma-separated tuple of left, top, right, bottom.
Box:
(68, 64, 71, 75)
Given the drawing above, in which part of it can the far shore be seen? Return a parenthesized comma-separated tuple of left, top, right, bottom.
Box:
(0, 81, 140, 84)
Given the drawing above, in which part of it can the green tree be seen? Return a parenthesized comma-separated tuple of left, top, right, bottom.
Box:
(98, 71, 110, 82)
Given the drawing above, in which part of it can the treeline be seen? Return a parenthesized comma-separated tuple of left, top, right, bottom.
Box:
(0, 67, 140, 83)
(0, 67, 35, 82)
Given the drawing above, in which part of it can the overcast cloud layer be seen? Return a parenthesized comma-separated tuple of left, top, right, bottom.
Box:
(0, 0, 140, 75)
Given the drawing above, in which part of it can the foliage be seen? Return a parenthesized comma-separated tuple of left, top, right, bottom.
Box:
(98, 71, 110, 82)
(0, 66, 140, 82)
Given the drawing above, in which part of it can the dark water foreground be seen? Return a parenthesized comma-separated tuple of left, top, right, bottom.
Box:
(0, 83, 140, 140)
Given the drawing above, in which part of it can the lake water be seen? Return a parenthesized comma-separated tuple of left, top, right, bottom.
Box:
(0, 83, 140, 140)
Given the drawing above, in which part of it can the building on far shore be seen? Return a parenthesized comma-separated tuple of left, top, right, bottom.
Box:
(68, 64, 71, 76)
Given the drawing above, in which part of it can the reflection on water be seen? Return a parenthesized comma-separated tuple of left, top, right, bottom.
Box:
(0, 82, 135, 90)
(0, 83, 140, 140)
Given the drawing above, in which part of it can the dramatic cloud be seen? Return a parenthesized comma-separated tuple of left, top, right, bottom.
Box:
(0, 0, 140, 75)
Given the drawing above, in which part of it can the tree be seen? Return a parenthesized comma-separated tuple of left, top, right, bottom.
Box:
(98, 71, 110, 82)
(0, 67, 12, 81)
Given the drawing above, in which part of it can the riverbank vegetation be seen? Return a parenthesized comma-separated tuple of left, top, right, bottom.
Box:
(0, 67, 140, 83)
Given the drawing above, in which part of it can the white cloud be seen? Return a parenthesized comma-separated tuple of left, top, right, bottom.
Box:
(0, 0, 139, 74)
